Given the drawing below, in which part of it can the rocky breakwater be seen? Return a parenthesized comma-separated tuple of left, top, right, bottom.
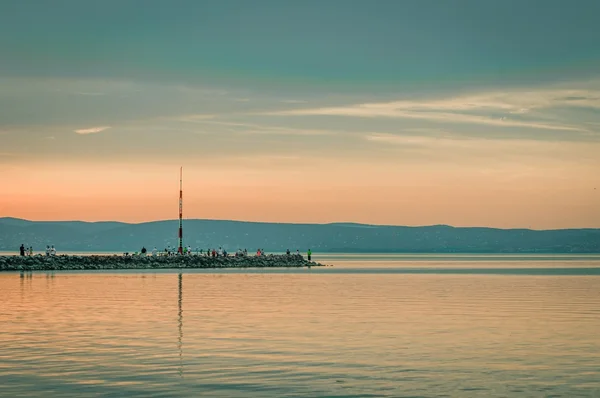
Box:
(0, 254, 325, 272)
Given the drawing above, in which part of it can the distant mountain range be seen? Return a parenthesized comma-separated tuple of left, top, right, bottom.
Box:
(1, 217, 599, 253)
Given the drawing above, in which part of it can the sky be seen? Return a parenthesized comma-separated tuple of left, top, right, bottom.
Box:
(1, 0, 599, 229)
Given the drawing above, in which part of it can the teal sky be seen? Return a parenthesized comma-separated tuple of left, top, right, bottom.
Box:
(2, 1, 600, 87)
(1, 0, 599, 227)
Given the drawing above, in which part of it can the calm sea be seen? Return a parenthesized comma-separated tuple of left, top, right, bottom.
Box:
(1, 254, 599, 397)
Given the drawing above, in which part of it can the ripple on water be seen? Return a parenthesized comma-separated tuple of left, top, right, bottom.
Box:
(1, 261, 600, 397)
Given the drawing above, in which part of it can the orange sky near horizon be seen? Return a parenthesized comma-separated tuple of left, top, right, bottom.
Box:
(1, 156, 598, 229)
(2, 2, 600, 231)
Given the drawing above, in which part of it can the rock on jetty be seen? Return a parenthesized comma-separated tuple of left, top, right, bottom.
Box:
(0, 254, 324, 272)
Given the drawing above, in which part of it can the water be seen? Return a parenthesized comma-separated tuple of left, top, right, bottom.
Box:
(1, 255, 599, 397)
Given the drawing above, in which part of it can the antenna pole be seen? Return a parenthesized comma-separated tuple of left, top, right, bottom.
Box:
(178, 167, 183, 255)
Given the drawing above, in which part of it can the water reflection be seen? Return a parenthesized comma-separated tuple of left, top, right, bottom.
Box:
(178, 273, 183, 378)
(1, 263, 600, 397)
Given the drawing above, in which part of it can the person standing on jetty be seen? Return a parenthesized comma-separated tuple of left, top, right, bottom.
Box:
(19, 244, 25, 256)
(307, 249, 312, 261)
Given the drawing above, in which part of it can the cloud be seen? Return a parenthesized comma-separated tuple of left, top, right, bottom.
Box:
(260, 84, 600, 133)
(175, 86, 228, 96)
(361, 132, 600, 169)
(74, 126, 111, 134)
(174, 114, 216, 123)
(364, 132, 600, 159)
(366, 133, 453, 146)
(281, 99, 308, 104)
(73, 92, 106, 96)
(265, 103, 584, 131)
(187, 119, 338, 136)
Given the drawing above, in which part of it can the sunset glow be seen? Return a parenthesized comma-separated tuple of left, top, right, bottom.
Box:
(1, 1, 599, 228)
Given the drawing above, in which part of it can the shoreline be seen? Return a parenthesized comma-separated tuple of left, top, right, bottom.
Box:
(0, 254, 324, 272)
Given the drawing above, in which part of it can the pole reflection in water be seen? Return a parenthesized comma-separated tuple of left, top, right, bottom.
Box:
(178, 273, 183, 378)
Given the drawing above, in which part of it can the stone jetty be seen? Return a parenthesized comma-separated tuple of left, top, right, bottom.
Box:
(0, 254, 324, 272)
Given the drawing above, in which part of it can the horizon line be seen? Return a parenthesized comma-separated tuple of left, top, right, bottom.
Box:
(1, 216, 599, 232)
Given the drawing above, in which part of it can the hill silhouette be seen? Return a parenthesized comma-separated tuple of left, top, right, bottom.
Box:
(1, 217, 599, 253)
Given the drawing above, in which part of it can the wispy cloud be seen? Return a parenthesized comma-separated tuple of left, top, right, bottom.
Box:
(261, 84, 600, 133)
(187, 119, 338, 136)
(73, 92, 106, 96)
(281, 99, 308, 104)
(268, 106, 584, 131)
(74, 126, 111, 135)
(365, 132, 600, 159)
(174, 114, 216, 123)
(175, 86, 228, 96)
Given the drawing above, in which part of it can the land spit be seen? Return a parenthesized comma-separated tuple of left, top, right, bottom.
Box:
(0, 254, 324, 272)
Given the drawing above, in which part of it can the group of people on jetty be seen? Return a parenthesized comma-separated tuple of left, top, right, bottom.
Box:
(19, 244, 57, 257)
(127, 246, 313, 261)
(18, 243, 313, 262)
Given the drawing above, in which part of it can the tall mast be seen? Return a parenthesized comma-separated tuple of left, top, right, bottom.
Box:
(178, 167, 183, 255)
